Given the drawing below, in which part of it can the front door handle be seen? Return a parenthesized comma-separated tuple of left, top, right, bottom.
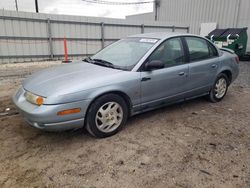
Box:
(141, 77, 151, 82)
(178, 72, 185, 76)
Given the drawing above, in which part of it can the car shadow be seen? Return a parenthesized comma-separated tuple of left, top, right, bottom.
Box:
(126, 97, 207, 125)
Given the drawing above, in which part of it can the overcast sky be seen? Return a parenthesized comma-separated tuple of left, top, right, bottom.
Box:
(0, 0, 153, 18)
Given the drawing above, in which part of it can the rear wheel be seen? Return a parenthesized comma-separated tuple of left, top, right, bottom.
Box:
(208, 73, 229, 102)
(86, 94, 128, 138)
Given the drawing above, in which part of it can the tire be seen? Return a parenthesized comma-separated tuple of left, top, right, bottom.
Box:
(208, 73, 229, 103)
(85, 94, 128, 138)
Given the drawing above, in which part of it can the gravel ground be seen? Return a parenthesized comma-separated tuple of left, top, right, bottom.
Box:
(0, 61, 250, 188)
(233, 61, 250, 87)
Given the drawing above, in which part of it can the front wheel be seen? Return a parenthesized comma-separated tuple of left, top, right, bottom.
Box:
(208, 73, 229, 103)
(85, 94, 128, 138)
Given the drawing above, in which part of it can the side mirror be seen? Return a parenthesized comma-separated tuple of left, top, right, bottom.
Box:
(145, 60, 164, 71)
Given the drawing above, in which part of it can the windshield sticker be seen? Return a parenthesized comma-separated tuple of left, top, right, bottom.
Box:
(139, 38, 158, 43)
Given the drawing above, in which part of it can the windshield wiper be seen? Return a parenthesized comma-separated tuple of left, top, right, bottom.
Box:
(83, 56, 94, 63)
(92, 58, 115, 69)
(83, 57, 123, 70)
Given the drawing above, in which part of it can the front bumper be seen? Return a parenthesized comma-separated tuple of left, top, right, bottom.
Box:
(12, 87, 91, 131)
(24, 117, 85, 131)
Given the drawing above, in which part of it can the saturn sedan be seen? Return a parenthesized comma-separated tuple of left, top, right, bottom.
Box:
(13, 33, 239, 138)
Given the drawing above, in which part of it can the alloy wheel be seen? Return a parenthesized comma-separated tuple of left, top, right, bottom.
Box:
(95, 102, 123, 133)
(214, 78, 227, 99)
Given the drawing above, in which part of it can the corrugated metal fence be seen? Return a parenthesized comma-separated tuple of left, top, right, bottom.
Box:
(127, 0, 250, 50)
(157, 0, 250, 49)
(0, 10, 189, 63)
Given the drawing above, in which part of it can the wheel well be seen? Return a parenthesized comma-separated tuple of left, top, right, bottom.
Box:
(221, 70, 232, 84)
(86, 91, 132, 118)
(111, 91, 132, 112)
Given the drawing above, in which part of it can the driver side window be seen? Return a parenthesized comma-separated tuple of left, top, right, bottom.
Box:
(148, 37, 185, 68)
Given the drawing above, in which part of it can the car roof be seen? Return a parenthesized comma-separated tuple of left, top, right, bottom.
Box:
(128, 32, 199, 40)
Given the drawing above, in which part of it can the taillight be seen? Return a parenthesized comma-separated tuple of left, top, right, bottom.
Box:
(235, 56, 240, 64)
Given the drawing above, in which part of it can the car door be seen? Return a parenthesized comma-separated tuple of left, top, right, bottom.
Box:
(140, 37, 189, 109)
(184, 36, 220, 97)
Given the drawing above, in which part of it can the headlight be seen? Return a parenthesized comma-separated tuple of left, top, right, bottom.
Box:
(24, 91, 45, 106)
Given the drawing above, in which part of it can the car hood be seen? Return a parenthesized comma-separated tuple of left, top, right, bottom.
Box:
(23, 62, 123, 97)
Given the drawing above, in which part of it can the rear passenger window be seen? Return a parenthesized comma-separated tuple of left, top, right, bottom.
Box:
(207, 42, 219, 57)
(186, 37, 217, 61)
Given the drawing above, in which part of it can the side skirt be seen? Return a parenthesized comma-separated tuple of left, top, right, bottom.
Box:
(130, 92, 209, 116)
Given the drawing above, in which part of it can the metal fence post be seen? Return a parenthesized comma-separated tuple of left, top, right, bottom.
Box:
(141, 24, 144, 33)
(187, 26, 190, 33)
(101, 22, 105, 49)
(47, 18, 54, 59)
(172, 25, 175, 32)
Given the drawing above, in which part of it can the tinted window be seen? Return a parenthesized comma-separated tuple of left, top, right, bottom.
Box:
(207, 42, 218, 57)
(92, 38, 157, 70)
(148, 37, 184, 68)
(186, 37, 215, 61)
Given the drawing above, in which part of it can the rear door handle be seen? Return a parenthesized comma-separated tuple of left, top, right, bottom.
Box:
(211, 64, 218, 68)
(141, 77, 151, 82)
(178, 72, 185, 76)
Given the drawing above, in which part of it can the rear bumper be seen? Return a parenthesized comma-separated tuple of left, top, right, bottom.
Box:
(232, 65, 239, 83)
(12, 87, 91, 131)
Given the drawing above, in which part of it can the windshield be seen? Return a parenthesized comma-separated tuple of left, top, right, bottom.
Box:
(91, 38, 158, 70)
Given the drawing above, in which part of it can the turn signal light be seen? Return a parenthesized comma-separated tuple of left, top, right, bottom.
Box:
(57, 108, 81, 116)
(36, 96, 44, 106)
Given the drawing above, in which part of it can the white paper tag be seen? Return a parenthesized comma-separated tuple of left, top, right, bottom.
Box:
(139, 38, 158, 43)
(222, 42, 228, 46)
(215, 41, 223, 48)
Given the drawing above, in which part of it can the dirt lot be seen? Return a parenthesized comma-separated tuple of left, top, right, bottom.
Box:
(0, 61, 250, 188)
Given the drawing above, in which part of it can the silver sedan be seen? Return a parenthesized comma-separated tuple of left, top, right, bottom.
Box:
(13, 33, 239, 138)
